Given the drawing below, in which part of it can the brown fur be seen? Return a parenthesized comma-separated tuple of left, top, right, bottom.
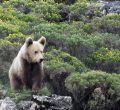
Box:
(9, 37, 46, 92)
(13, 59, 43, 89)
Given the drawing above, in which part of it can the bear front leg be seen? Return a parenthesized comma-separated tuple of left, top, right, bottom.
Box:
(32, 77, 42, 94)
(10, 75, 23, 90)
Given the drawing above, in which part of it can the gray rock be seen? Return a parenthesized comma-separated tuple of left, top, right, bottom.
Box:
(87, 1, 120, 15)
(29, 103, 38, 110)
(17, 101, 32, 110)
(0, 97, 17, 110)
(31, 94, 72, 110)
(0, 100, 3, 105)
(97, 1, 120, 14)
(0, 95, 72, 110)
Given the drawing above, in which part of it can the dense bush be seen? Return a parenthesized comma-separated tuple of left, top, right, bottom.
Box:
(44, 49, 87, 95)
(5, 33, 34, 45)
(92, 48, 120, 62)
(69, 2, 88, 21)
(83, 14, 120, 35)
(0, 45, 19, 84)
(44, 49, 87, 74)
(54, 0, 77, 4)
(32, 1, 60, 22)
(31, 18, 120, 70)
(88, 48, 120, 73)
(0, 20, 19, 38)
(2, 0, 61, 22)
(65, 71, 120, 110)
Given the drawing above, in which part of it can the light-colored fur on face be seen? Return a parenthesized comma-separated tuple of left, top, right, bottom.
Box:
(18, 36, 46, 63)
(26, 36, 46, 63)
(27, 41, 44, 63)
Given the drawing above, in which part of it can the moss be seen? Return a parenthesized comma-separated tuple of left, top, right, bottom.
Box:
(37, 84, 51, 96)
(5, 88, 32, 102)
(5, 84, 51, 103)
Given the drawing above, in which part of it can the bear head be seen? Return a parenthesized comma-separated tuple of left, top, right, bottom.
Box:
(24, 36, 46, 63)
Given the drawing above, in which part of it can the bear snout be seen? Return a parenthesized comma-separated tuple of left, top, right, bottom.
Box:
(39, 59, 44, 63)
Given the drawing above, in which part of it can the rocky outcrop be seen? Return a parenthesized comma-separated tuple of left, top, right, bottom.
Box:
(0, 95, 72, 110)
(97, 1, 120, 14)
(17, 101, 33, 110)
(0, 97, 17, 110)
(92, 1, 120, 15)
(30, 94, 72, 110)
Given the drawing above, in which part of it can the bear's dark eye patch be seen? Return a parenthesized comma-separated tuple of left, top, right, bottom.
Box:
(35, 51, 38, 54)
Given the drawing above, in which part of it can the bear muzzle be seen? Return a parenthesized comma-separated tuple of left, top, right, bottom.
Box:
(39, 59, 44, 63)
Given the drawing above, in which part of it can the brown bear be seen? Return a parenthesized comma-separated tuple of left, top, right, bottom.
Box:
(9, 36, 46, 93)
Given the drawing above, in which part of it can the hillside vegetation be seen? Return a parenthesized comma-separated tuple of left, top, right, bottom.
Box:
(0, 0, 120, 110)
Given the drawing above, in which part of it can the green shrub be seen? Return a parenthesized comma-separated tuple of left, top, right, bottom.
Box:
(0, 20, 19, 38)
(84, 14, 120, 34)
(70, 1, 87, 11)
(83, 23, 94, 34)
(33, 21, 120, 64)
(0, 45, 19, 84)
(44, 49, 87, 95)
(86, 48, 120, 73)
(0, 7, 27, 26)
(92, 47, 120, 62)
(69, 2, 88, 21)
(33, 1, 60, 22)
(44, 49, 87, 74)
(0, 39, 19, 46)
(65, 71, 120, 110)
(54, 0, 77, 4)
(5, 33, 34, 44)
(33, 22, 86, 45)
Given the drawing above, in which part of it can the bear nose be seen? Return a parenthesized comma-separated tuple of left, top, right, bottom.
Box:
(39, 59, 44, 63)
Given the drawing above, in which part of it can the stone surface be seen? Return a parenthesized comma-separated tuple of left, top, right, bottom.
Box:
(17, 101, 33, 110)
(96, 1, 120, 14)
(0, 94, 72, 110)
(87, 1, 120, 16)
(0, 97, 17, 110)
(31, 94, 72, 110)
(17, 94, 72, 110)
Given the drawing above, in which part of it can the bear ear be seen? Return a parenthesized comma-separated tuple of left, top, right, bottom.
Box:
(25, 37, 33, 47)
(38, 36, 46, 46)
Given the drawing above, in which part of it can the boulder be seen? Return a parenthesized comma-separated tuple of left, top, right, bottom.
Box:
(30, 94, 72, 110)
(17, 101, 33, 110)
(96, 1, 120, 14)
(0, 97, 17, 110)
(17, 94, 72, 110)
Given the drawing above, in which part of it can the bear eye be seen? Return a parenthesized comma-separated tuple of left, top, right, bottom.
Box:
(35, 51, 38, 54)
